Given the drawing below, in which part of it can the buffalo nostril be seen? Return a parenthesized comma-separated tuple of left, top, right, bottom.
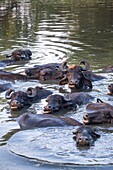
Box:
(85, 114, 89, 118)
(48, 105, 52, 109)
(85, 137, 89, 141)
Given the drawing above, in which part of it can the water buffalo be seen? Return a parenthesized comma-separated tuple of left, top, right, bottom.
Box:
(0, 49, 32, 67)
(16, 112, 82, 130)
(86, 98, 113, 111)
(73, 125, 100, 146)
(83, 108, 113, 125)
(59, 61, 106, 90)
(6, 49, 32, 60)
(83, 99, 113, 124)
(0, 70, 27, 81)
(108, 84, 113, 95)
(25, 61, 68, 80)
(44, 92, 94, 114)
(5, 86, 52, 111)
(59, 61, 93, 90)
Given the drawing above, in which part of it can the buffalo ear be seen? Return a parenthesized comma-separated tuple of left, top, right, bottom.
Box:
(91, 131, 100, 139)
(59, 78, 68, 85)
(72, 131, 77, 140)
(83, 78, 92, 89)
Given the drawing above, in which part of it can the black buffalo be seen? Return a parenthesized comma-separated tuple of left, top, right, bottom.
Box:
(44, 92, 94, 114)
(0, 49, 32, 67)
(83, 108, 113, 125)
(25, 61, 68, 80)
(73, 125, 100, 146)
(5, 86, 52, 111)
(16, 112, 82, 130)
(0, 70, 27, 81)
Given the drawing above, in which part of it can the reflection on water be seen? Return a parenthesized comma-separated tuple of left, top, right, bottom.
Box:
(0, 0, 113, 169)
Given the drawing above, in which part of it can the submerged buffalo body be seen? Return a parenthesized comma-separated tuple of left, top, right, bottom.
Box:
(5, 86, 52, 111)
(0, 70, 27, 81)
(0, 49, 32, 67)
(17, 113, 82, 130)
(25, 61, 68, 80)
(86, 98, 113, 111)
(83, 70, 105, 81)
(73, 125, 100, 146)
(44, 92, 94, 114)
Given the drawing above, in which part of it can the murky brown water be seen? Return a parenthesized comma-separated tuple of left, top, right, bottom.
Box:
(1, 0, 113, 169)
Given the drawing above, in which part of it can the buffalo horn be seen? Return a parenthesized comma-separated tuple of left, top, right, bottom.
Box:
(60, 61, 68, 72)
(79, 60, 90, 71)
(5, 88, 14, 99)
(26, 87, 37, 98)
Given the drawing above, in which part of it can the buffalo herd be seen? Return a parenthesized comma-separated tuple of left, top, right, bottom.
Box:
(1, 48, 113, 146)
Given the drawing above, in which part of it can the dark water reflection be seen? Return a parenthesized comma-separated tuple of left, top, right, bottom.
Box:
(0, 0, 113, 169)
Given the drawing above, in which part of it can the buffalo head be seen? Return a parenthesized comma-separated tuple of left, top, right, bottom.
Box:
(6, 49, 32, 61)
(5, 89, 34, 111)
(108, 84, 113, 95)
(43, 94, 76, 114)
(59, 60, 92, 90)
(25, 61, 68, 80)
(73, 125, 100, 146)
(83, 108, 113, 125)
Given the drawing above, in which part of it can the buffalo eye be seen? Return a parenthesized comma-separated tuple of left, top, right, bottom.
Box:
(104, 112, 111, 118)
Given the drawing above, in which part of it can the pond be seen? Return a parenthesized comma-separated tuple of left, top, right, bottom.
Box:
(1, 0, 113, 170)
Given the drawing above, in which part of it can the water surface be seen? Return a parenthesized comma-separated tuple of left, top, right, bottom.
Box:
(0, 0, 113, 169)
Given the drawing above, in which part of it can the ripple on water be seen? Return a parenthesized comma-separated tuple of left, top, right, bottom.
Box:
(7, 126, 113, 165)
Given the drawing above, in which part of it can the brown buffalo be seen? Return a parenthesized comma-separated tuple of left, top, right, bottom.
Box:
(44, 92, 94, 114)
(25, 61, 68, 80)
(16, 112, 82, 130)
(0, 49, 32, 67)
(59, 61, 93, 90)
(5, 86, 52, 111)
(73, 125, 100, 146)
(0, 70, 27, 81)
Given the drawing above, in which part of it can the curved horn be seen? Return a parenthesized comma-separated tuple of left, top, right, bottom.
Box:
(60, 61, 68, 72)
(26, 87, 37, 98)
(63, 95, 72, 102)
(97, 98, 104, 103)
(5, 88, 14, 99)
(79, 60, 90, 71)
